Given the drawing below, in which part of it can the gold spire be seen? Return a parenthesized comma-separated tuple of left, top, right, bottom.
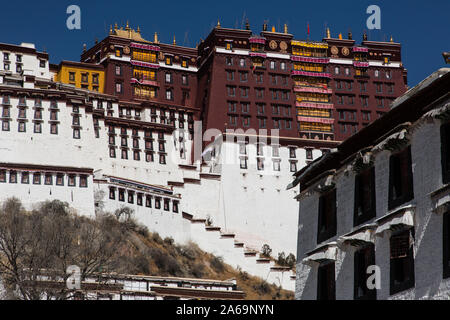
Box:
(326, 27, 331, 38)
(271, 25, 276, 32)
(217, 19, 221, 28)
(338, 33, 343, 40)
(284, 23, 288, 34)
(173, 35, 176, 45)
(137, 26, 141, 34)
(109, 25, 113, 34)
(390, 35, 394, 43)
(114, 23, 118, 31)
(126, 21, 130, 30)
(154, 32, 159, 44)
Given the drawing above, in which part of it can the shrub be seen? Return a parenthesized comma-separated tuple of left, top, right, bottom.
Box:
(277, 252, 286, 266)
(210, 256, 225, 273)
(285, 253, 296, 268)
(191, 263, 205, 278)
(253, 280, 272, 295)
(261, 244, 272, 258)
(151, 233, 163, 244)
(163, 237, 174, 246)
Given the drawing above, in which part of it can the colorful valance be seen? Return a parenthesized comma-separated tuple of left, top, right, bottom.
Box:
(130, 42, 160, 51)
(291, 70, 331, 78)
(131, 60, 160, 69)
(297, 116, 334, 124)
(291, 56, 329, 64)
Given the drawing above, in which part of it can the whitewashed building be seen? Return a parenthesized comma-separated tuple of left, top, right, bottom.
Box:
(0, 42, 341, 291)
(291, 68, 450, 299)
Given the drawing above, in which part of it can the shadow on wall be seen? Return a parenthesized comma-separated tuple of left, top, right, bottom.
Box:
(335, 248, 354, 300)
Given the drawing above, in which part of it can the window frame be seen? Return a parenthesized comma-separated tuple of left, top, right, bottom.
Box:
(317, 189, 337, 244)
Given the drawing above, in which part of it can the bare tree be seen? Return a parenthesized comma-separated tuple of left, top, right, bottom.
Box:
(0, 198, 127, 300)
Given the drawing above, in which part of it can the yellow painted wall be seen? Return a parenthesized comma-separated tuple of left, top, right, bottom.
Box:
(55, 64, 105, 93)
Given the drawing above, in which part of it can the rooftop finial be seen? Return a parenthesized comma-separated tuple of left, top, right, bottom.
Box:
(173, 35, 176, 45)
(245, 19, 250, 30)
(390, 35, 394, 43)
(271, 25, 276, 32)
(83, 43, 87, 53)
(109, 25, 113, 34)
(363, 31, 368, 41)
(284, 23, 288, 34)
(114, 23, 118, 31)
(137, 26, 141, 34)
(348, 30, 352, 40)
(263, 21, 268, 32)
(326, 27, 331, 38)
(154, 32, 159, 44)
(338, 33, 343, 40)
(126, 21, 130, 30)
(217, 19, 221, 28)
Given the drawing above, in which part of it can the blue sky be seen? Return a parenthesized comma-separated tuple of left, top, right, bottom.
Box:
(0, 0, 448, 86)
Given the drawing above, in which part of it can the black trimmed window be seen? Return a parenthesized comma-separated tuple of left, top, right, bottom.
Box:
(118, 189, 125, 202)
(354, 244, 376, 300)
(443, 211, 450, 279)
(317, 262, 335, 300)
(354, 167, 376, 226)
(317, 189, 337, 244)
(9, 171, 17, 184)
(388, 146, 414, 210)
(79, 175, 88, 188)
(390, 229, 415, 295)
(173, 201, 179, 213)
(441, 123, 450, 184)
(145, 195, 152, 208)
(109, 187, 116, 200)
(33, 173, 41, 185)
(21, 172, 29, 184)
(164, 199, 170, 211)
(137, 193, 143, 206)
(56, 174, 64, 186)
(155, 198, 161, 209)
(44, 174, 52, 185)
(68, 175, 76, 187)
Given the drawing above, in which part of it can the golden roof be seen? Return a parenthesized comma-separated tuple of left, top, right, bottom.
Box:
(110, 23, 150, 43)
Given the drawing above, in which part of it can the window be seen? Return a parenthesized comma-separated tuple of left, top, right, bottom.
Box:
(443, 212, 450, 278)
(50, 123, 58, 135)
(345, 67, 350, 76)
(155, 198, 161, 209)
(273, 160, 281, 171)
(228, 101, 237, 112)
(173, 201, 179, 213)
(165, 73, 172, 84)
(241, 103, 249, 113)
(115, 82, 123, 94)
(68, 175, 76, 187)
(354, 244, 376, 300)
(115, 65, 122, 76)
(18, 122, 26, 133)
(182, 74, 189, 85)
(290, 161, 297, 173)
(115, 47, 123, 57)
(240, 87, 249, 98)
(2, 120, 10, 131)
(69, 72, 76, 82)
(257, 158, 264, 171)
(354, 167, 376, 226)
(137, 194, 143, 206)
(290, 147, 297, 159)
(388, 146, 414, 210)
(225, 42, 232, 50)
(240, 72, 248, 82)
(258, 118, 266, 128)
(109, 188, 116, 200)
(118, 189, 125, 202)
(257, 104, 265, 115)
(145, 195, 152, 208)
(334, 66, 340, 75)
(56, 174, 64, 186)
(9, 171, 17, 184)
(317, 189, 337, 243)
(166, 89, 173, 101)
(81, 73, 88, 83)
(317, 262, 335, 300)
(280, 62, 287, 70)
(272, 146, 280, 157)
(239, 58, 246, 68)
(227, 86, 236, 97)
(164, 199, 170, 211)
(121, 149, 128, 160)
(3, 53, 9, 61)
(128, 192, 134, 204)
(21, 172, 29, 184)
(159, 154, 166, 165)
(73, 128, 81, 139)
(440, 123, 450, 184)
(165, 56, 173, 65)
(226, 57, 233, 66)
(33, 173, 41, 185)
(0, 170, 5, 183)
(374, 70, 380, 78)
(181, 59, 188, 68)
(390, 229, 415, 295)
(146, 152, 154, 163)
(269, 61, 276, 70)
(386, 70, 392, 79)
(360, 82, 367, 92)
(92, 74, 99, 84)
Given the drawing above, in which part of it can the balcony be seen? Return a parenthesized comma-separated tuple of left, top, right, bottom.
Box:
(291, 70, 331, 78)
(291, 56, 329, 64)
(131, 78, 159, 87)
(353, 61, 369, 68)
(130, 60, 159, 69)
(294, 86, 332, 94)
(249, 52, 267, 59)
